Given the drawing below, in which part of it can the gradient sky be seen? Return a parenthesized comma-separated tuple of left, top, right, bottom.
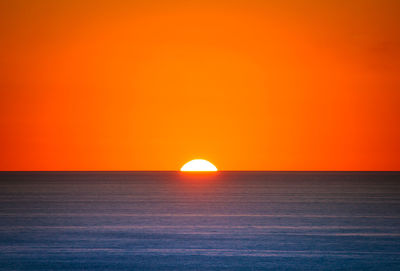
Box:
(1, 0, 399, 170)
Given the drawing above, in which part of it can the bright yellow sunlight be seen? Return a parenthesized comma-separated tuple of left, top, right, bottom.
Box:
(180, 159, 218, 172)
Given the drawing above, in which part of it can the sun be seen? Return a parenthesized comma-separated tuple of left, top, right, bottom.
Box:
(180, 159, 218, 172)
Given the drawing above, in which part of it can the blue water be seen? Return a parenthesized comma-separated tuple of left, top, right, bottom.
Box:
(0, 171, 399, 270)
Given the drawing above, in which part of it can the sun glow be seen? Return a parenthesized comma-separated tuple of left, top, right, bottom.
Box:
(180, 159, 218, 172)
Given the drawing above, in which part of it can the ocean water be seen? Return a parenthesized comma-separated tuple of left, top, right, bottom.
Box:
(0, 171, 399, 270)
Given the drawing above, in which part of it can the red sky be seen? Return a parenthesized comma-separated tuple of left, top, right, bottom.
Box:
(1, 0, 399, 170)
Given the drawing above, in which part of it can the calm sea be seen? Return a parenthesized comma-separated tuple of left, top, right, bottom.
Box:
(0, 172, 399, 270)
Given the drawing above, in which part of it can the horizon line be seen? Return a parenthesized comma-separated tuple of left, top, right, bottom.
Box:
(0, 170, 399, 173)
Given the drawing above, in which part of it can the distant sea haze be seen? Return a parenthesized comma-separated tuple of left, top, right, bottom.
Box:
(0, 171, 399, 270)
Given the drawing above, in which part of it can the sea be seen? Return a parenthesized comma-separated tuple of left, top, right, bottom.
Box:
(0, 171, 399, 270)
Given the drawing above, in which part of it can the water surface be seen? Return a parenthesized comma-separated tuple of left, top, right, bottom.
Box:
(0, 171, 399, 270)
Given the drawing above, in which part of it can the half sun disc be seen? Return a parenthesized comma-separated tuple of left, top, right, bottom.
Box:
(180, 159, 218, 172)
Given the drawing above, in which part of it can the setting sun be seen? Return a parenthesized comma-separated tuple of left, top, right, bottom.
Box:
(180, 159, 218, 172)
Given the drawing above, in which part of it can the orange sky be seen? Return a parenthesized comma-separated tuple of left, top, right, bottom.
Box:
(1, 0, 399, 170)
